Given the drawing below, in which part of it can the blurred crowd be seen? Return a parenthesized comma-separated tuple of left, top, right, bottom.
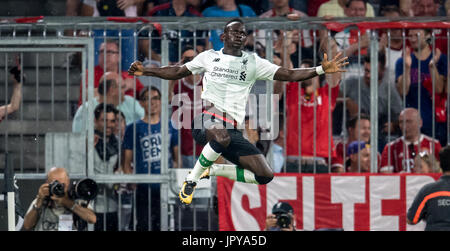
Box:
(65, 0, 450, 176)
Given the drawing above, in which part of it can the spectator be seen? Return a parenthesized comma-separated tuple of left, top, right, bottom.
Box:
(78, 40, 145, 107)
(414, 152, 441, 174)
(265, 201, 296, 231)
(413, 0, 443, 16)
(259, 0, 307, 18)
(114, 110, 134, 231)
(317, 0, 375, 17)
(201, 0, 256, 51)
(379, 5, 404, 83)
(258, 0, 314, 62)
(266, 116, 285, 173)
(446, 0, 450, 16)
(333, 1, 371, 63)
(277, 54, 342, 173)
(22, 167, 96, 231)
(395, 29, 448, 146)
(73, 72, 145, 133)
(346, 141, 371, 173)
(341, 51, 403, 152)
(143, 0, 171, 14)
(380, 108, 442, 173)
(81, 0, 145, 16)
(92, 103, 120, 231)
(412, 0, 448, 55)
(237, 0, 270, 15)
(331, 114, 371, 172)
(66, 0, 82, 16)
(0, 66, 23, 123)
(171, 45, 204, 169)
(307, 0, 328, 16)
(80, 0, 145, 78)
(122, 86, 179, 231)
(143, 0, 205, 64)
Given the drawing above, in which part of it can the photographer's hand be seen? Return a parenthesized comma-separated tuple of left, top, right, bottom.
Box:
(265, 214, 278, 230)
(51, 193, 74, 209)
(53, 194, 97, 225)
(36, 183, 49, 208)
(280, 225, 294, 231)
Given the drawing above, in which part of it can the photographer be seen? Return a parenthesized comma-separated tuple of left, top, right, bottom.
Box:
(22, 167, 96, 231)
(265, 202, 296, 231)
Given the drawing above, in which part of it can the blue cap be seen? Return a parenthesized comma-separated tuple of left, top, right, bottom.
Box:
(347, 141, 370, 156)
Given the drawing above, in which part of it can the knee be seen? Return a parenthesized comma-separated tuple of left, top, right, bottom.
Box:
(212, 132, 231, 148)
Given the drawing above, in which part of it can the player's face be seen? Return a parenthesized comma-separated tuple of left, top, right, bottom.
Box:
(223, 22, 247, 49)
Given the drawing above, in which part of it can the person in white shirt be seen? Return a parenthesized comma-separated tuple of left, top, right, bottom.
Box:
(128, 18, 348, 205)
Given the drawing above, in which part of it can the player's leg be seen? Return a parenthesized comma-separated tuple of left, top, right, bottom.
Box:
(179, 114, 230, 204)
(201, 130, 274, 185)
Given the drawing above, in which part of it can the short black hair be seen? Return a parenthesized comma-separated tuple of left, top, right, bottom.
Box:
(439, 146, 450, 172)
(346, 113, 370, 130)
(363, 50, 386, 68)
(94, 103, 119, 120)
(138, 86, 161, 101)
(224, 18, 245, 32)
(380, 5, 400, 16)
(346, 0, 367, 8)
(182, 44, 195, 55)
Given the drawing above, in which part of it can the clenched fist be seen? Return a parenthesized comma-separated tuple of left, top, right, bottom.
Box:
(128, 61, 144, 76)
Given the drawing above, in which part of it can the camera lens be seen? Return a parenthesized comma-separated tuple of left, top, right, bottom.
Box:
(49, 181, 65, 197)
(73, 178, 98, 201)
(276, 213, 291, 229)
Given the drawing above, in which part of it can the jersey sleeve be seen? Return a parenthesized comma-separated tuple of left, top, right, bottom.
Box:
(380, 144, 394, 173)
(184, 50, 210, 75)
(254, 54, 281, 81)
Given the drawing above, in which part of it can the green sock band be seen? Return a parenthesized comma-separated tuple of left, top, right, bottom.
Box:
(236, 167, 246, 182)
(199, 153, 214, 167)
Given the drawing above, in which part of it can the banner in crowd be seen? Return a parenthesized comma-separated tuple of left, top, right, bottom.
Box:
(217, 173, 442, 231)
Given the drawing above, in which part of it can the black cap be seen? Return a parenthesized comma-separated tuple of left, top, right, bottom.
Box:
(272, 202, 293, 214)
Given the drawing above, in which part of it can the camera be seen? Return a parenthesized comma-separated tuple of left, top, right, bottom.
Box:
(48, 180, 65, 198)
(275, 213, 292, 229)
(48, 178, 98, 201)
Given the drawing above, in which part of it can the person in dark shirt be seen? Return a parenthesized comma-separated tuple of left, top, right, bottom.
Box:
(407, 145, 450, 231)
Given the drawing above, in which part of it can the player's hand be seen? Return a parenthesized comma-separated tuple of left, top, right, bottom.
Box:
(128, 61, 144, 76)
(321, 52, 348, 74)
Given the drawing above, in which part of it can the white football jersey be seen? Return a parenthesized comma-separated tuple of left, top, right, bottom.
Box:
(184, 49, 280, 124)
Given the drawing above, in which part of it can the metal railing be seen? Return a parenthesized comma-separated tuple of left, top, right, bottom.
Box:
(0, 16, 449, 231)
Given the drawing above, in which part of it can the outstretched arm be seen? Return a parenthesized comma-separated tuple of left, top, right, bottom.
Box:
(273, 52, 348, 82)
(0, 72, 22, 121)
(128, 61, 192, 80)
